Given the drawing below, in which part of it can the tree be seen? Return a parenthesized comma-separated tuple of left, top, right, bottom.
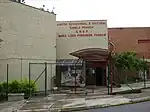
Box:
(113, 52, 149, 83)
(113, 52, 148, 72)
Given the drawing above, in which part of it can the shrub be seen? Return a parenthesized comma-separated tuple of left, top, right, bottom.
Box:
(9, 80, 22, 93)
(0, 82, 8, 94)
(21, 79, 37, 98)
(0, 79, 37, 100)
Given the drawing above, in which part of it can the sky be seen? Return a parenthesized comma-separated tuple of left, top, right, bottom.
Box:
(25, 0, 150, 28)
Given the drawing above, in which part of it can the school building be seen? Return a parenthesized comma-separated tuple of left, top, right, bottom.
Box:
(1, 0, 150, 91)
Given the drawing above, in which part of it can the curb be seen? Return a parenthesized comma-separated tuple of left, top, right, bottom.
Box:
(59, 97, 150, 112)
(16, 109, 49, 112)
(112, 89, 141, 95)
(129, 97, 150, 103)
(59, 102, 131, 112)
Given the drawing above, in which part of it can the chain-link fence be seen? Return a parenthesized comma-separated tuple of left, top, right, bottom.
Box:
(0, 58, 87, 100)
(2, 57, 149, 101)
(0, 64, 9, 101)
(0, 58, 25, 101)
(0, 58, 57, 101)
(113, 66, 150, 91)
(29, 62, 56, 97)
(28, 59, 87, 96)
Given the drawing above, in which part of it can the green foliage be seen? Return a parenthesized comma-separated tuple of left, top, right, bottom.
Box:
(9, 80, 22, 93)
(0, 79, 37, 99)
(138, 59, 149, 71)
(113, 52, 149, 72)
(0, 82, 8, 93)
(21, 79, 37, 96)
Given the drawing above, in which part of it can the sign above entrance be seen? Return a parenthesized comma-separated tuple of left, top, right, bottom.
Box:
(57, 20, 108, 59)
(57, 20, 107, 38)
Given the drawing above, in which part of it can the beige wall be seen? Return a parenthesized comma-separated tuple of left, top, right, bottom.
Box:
(57, 20, 108, 59)
(0, 1, 56, 91)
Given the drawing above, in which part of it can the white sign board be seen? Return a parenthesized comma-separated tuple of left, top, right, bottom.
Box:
(57, 20, 108, 59)
(57, 20, 107, 38)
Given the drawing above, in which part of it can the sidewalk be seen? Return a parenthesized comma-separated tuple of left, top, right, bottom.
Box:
(113, 81, 150, 93)
(18, 88, 150, 112)
(0, 100, 25, 112)
(1, 81, 150, 112)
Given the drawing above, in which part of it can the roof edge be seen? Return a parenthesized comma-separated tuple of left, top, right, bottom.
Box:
(57, 20, 107, 22)
(9, 0, 56, 15)
(108, 27, 150, 29)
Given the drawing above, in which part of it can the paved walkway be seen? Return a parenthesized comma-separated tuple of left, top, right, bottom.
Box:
(18, 94, 130, 112)
(0, 100, 25, 112)
(113, 81, 150, 93)
(18, 88, 150, 112)
(1, 81, 150, 112)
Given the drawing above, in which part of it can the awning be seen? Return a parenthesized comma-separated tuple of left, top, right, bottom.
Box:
(69, 48, 110, 61)
(57, 59, 83, 66)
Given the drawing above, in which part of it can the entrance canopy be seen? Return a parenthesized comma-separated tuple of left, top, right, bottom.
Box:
(70, 48, 110, 61)
(57, 59, 83, 66)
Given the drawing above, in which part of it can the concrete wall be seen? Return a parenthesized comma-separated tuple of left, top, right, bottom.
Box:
(0, 1, 56, 91)
(57, 20, 108, 59)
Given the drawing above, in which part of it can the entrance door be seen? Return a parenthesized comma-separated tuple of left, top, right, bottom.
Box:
(86, 61, 107, 86)
(95, 67, 105, 86)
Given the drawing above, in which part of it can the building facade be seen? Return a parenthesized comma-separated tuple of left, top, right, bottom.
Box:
(56, 20, 109, 87)
(109, 27, 150, 80)
(109, 27, 150, 61)
(0, 0, 56, 91)
(2, 1, 150, 91)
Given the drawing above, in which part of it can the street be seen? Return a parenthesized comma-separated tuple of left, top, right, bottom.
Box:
(75, 101, 150, 112)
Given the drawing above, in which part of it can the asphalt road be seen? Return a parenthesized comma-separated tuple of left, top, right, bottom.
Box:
(75, 101, 150, 112)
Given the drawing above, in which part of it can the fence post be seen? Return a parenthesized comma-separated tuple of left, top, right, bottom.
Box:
(6, 64, 9, 100)
(107, 62, 110, 95)
(50, 64, 53, 90)
(74, 64, 77, 94)
(144, 70, 146, 88)
(143, 56, 146, 88)
(83, 60, 87, 95)
(45, 62, 47, 96)
(29, 63, 31, 98)
(21, 58, 23, 81)
(110, 59, 113, 94)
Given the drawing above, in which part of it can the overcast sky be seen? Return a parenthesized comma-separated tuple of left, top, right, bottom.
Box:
(25, 0, 150, 28)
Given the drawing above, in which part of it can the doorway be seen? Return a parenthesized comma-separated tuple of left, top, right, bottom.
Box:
(95, 67, 106, 86)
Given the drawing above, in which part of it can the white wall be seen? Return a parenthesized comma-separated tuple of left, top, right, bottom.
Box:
(57, 20, 108, 59)
(0, 1, 56, 91)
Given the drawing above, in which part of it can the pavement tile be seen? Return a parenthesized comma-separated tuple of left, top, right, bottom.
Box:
(0, 100, 25, 112)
